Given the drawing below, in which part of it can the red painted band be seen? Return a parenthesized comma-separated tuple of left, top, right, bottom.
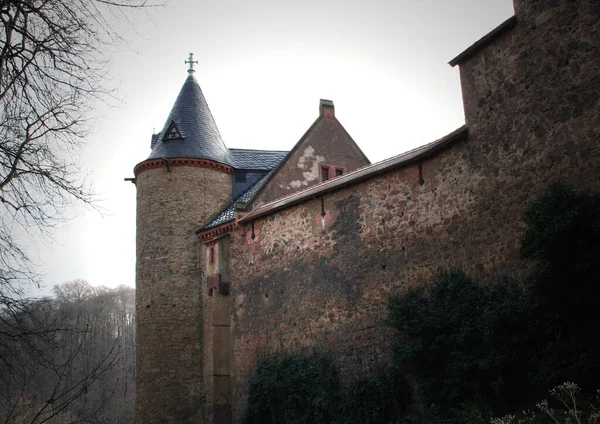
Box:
(134, 158, 234, 177)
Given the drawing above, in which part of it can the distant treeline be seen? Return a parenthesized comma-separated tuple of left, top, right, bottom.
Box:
(0, 281, 135, 424)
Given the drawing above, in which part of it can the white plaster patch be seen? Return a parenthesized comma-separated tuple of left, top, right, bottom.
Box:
(287, 146, 326, 189)
(302, 155, 325, 181)
(299, 147, 325, 180)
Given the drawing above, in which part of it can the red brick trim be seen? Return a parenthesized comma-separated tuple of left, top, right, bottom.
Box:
(199, 220, 237, 243)
(134, 158, 234, 177)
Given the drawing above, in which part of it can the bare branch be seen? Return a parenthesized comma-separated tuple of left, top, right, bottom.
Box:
(0, 0, 157, 421)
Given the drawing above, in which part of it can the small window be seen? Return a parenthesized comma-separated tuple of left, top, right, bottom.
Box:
(209, 246, 215, 264)
(335, 168, 344, 177)
(163, 121, 182, 140)
(321, 166, 329, 182)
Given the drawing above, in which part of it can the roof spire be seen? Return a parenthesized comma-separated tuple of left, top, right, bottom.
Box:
(185, 52, 198, 76)
(145, 67, 232, 165)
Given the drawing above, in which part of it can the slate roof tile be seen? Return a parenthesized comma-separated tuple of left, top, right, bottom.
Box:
(197, 171, 274, 232)
(147, 76, 232, 166)
(199, 203, 236, 231)
(230, 149, 288, 170)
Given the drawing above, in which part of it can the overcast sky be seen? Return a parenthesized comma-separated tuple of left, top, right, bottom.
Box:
(28, 0, 515, 295)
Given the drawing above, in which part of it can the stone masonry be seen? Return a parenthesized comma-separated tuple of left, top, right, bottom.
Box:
(134, 0, 599, 422)
(223, 0, 599, 421)
(253, 101, 370, 207)
(136, 164, 232, 423)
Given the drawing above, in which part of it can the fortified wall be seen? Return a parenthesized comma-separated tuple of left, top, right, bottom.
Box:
(132, 0, 599, 423)
(203, 1, 600, 421)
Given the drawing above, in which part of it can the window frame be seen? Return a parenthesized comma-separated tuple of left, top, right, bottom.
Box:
(320, 164, 346, 182)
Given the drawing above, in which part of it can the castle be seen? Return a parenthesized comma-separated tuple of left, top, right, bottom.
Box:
(132, 0, 600, 422)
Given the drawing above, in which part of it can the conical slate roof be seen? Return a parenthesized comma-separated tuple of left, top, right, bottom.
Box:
(147, 75, 232, 166)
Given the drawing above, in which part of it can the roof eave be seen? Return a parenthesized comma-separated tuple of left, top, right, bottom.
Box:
(239, 114, 326, 207)
(449, 16, 517, 67)
(333, 116, 371, 165)
(197, 220, 237, 242)
(239, 125, 468, 224)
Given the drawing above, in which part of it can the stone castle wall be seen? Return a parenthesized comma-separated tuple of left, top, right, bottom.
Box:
(225, 1, 600, 421)
(136, 165, 232, 423)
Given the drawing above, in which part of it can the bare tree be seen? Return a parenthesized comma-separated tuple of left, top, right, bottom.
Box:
(0, 0, 156, 422)
(0, 0, 157, 291)
(0, 282, 137, 423)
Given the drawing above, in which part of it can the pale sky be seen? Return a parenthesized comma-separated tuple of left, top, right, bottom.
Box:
(28, 0, 515, 295)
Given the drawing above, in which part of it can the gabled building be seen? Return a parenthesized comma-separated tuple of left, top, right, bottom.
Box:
(132, 0, 600, 422)
(133, 63, 370, 424)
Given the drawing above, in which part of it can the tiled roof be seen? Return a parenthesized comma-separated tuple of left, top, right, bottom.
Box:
(199, 126, 468, 233)
(147, 76, 233, 166)
(230, 149, 288, 170)
(197, 171, 274, 232)
(236, 170, 274, 205)
(239, 126, 468, 224)
(199, 202, 236, 231)
(229, 108, 371, 212)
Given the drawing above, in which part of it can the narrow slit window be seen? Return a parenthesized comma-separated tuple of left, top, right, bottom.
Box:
(321, 166, 329, 182)
(209, 246, 215, 264)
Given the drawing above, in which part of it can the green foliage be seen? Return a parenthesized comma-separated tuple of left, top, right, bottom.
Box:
(242, 354, 341, 424)
(387, 268, 530, 418)
(520, 183, 600, 321)
(386, 184, 600, 423)
(243, 184, 600, 424)
(399, 403, 486, 424)
(242, 354, 411, 424)
(520, 183, 600, 266)
(520, 184, 600, 392)
(341, 368, 410, 424)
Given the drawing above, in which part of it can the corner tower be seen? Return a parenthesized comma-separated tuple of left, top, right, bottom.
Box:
(134, 56, 233, 423)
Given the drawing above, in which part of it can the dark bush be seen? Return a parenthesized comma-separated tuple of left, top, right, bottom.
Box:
(242, 353, 341, 424)
(520, 183, 600, 393)
(387, 184, 600, 422)
(243, 184, 600, 424)
(341, 368, 410, 424)
(387, 268, 530, 420)
(242, 354, 411, 424)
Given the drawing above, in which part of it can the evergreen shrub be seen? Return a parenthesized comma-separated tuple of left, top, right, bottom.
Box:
(242, 354, 410, 424)
(387, 183, 600, 422)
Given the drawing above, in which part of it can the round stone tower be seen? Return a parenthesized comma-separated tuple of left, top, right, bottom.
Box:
(133, 61, 232, 423)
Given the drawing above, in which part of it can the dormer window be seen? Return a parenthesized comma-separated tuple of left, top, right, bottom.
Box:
(163, 121, 182, 141)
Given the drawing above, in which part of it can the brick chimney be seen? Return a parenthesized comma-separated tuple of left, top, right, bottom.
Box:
(319, 99, 335, 118)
